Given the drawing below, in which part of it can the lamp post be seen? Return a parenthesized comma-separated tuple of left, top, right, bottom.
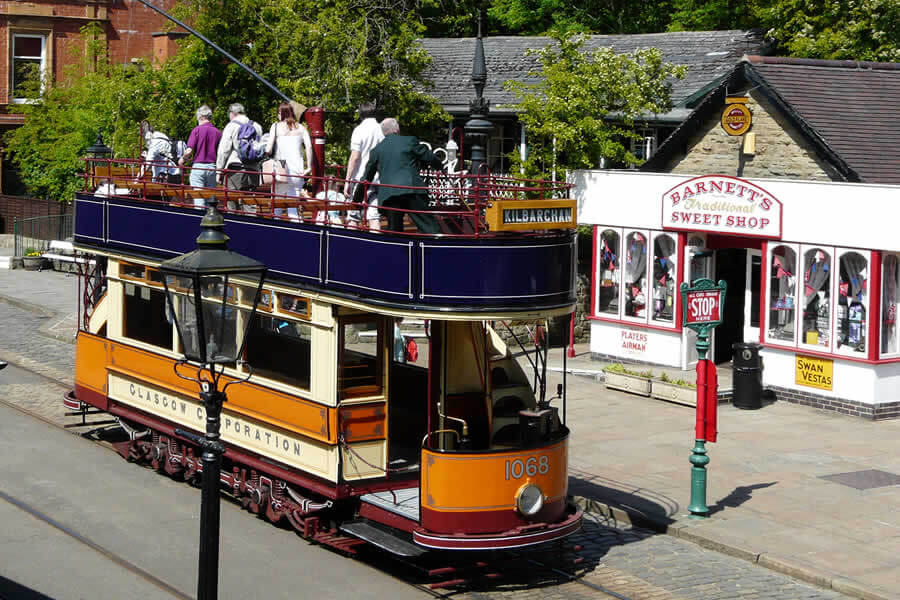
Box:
(86, 130, 113, 189)
(159, 199, 266, 600)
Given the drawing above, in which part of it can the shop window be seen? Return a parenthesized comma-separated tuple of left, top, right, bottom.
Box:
(651, 234, 677, 323)
(244, 314, 311, 389)
(768, 245, 797, 343)
(623, 232, 648, 319)
(882, 254, 900, 356)
(801, 248, 831, 348)
(836, 252, 868, 354)
(596, 229, 620, 316)
(12, 34, 47, 102)
(340, 317, 384, 399)
(123, 283, 173, 350)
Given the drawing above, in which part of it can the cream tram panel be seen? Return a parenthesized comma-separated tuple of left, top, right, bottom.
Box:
(108, 373, 339, 481)
(340, 440, 387, 481)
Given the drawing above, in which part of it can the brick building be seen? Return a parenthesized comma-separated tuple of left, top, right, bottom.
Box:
(0, 0, 179, 194)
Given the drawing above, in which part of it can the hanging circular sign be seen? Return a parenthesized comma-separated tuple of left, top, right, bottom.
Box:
(721, 104, 752, 136)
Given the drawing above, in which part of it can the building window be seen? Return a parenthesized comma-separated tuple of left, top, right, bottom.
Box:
(882, 254, 899, 356)
(836, 251, 868, 354)
(123, 283, 173, 350)
(651, 233, 677, 324)
(596, 229, 620, 316)
(12, 34, 47, 102)
(801, 247, 832, 349)
(768, 245, 797, 344)
(244, 314, 311, 390)
(623, 231, 648, 319)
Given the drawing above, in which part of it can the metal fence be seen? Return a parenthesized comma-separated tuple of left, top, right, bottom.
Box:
(13, 214, 73, 257)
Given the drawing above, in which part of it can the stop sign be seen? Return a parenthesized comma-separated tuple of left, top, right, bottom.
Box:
(685, 289, 722, 325)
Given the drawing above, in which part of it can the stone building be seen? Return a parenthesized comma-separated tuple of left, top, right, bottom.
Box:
(574, 56, 900, 419)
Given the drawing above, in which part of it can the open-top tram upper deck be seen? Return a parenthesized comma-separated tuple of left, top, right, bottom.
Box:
(75, 159, 578, 316)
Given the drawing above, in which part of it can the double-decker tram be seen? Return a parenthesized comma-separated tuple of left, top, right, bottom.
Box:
(66, 129, 582, 557)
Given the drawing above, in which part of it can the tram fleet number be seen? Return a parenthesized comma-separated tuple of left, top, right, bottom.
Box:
(505, 455, 550, 480)
(686, 290, 721, 324)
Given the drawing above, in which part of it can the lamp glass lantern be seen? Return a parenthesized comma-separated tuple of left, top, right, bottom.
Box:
(159, 201, 267, 367)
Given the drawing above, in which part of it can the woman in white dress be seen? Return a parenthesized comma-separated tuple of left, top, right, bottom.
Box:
(265, 102, 313, 219)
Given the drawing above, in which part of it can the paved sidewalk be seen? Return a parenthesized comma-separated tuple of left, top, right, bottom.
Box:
(0, 267, 897, 599)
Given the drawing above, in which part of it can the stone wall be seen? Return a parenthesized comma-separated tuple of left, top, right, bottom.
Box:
(662, 88, 842, 181)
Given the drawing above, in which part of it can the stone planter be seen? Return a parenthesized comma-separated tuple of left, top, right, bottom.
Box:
(22, 256, 48, 271)
(604, 371, 651, 396)
(651, 380, 697, 406)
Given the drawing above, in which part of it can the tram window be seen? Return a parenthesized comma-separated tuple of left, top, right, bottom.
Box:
(340, 318, 383, 399)
(278, 293, 310, 319)
(122, 283, 173, 350)
(120, 262, 146, 281)
(244, 314, 311, 390)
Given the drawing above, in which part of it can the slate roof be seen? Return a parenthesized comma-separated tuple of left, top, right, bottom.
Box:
(419, 30, 771, 116)
(644, 56, 900, 185)
(746, 56, 900, 185)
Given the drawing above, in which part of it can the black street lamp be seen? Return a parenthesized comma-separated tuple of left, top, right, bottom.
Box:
(159, 200, 266, 600)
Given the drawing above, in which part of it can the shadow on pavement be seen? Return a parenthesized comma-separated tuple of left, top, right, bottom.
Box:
(707, 481, 777, 516)
(568, 468, 679, 530)
(0, 575, 55, 600)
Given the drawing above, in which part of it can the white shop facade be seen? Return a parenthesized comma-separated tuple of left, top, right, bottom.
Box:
(574, 170, 900, 419)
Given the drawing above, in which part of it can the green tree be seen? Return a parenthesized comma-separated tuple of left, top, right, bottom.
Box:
(756, 0, 900, 61)
(504, 33, 687, 179)
(487, 0, 673, 35)
(667, 0, 761, 31)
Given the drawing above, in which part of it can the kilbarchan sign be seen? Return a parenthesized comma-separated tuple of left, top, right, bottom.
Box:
(486, 199, 578, 232)
(661, 175, 782, 239)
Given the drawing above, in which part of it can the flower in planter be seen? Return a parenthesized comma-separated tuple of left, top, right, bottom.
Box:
(24, 248, 41, 257)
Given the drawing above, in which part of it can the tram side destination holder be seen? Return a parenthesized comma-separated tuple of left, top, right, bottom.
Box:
(680, 278, 727, 519)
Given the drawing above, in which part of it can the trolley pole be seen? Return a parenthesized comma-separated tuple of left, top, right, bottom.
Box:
(681, 278, 726, 519)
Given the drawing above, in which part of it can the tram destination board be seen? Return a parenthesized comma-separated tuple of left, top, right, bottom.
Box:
(485, 199, 577, 232)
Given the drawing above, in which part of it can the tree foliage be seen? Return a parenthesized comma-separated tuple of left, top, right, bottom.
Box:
(667, 0, 760, 32)
(504, 33, 687, 178)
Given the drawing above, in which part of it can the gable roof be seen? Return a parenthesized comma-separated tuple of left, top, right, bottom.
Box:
(419, 30, 771, 117)
(643, 56, 900, 185)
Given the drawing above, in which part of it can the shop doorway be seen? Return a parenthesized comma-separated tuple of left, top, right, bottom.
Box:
(714, 248, 747, 363)
(744, 250, 762, 342)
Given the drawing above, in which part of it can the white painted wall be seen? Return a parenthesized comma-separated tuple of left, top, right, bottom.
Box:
(760, 346, 878, 405)
(573, 170, 900, 252)
(590, 320, 683, 367)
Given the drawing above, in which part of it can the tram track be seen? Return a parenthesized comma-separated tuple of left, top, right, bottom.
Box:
(0, 358, 633, 600)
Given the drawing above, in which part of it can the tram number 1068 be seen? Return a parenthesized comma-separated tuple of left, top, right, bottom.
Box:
(505, 455, 550, 480)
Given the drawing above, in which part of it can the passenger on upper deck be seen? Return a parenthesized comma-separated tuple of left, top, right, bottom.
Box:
(142, 127, 182, 184)
(265, 101, 313, 217)
(343, 101, 384, 231)
(356, 118, 443, 234)
(216, 103, 264, 197)
(179, 105, 222, 198)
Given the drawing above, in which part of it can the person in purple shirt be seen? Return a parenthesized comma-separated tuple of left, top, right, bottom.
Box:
(179, 105, 222, 199)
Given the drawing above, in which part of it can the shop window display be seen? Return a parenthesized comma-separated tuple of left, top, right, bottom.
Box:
(624, 232, 647, 318)
(768, 246, 796, 343)
(882, 254, 899, 355)
(596, 229, 620, 315)
(836, 252, 867, 353)
(802, 248, 831, 348)
(652, 234, 676, 323)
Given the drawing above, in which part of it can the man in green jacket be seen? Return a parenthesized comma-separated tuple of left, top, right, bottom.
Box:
(356, 118, 443, 233)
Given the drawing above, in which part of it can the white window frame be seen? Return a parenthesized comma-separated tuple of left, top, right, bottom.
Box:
(880, 252, 900, 358)
(798, 244, 835, 353)
(621, 228, 651, 324)
(764, 242, 800, 348)
(11, 32, 47, 103)
(594, 227, 621, 318)
(649, 230, 678, 327)
(833, 248, 871, 358)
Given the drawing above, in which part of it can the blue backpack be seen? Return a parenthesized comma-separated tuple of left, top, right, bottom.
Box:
(236, 121, 264, 163)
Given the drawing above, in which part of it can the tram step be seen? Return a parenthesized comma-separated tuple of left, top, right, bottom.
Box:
(340, 520, 426, 557)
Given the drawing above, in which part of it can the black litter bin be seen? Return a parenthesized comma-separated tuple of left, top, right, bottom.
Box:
(732, 342, 763, 409)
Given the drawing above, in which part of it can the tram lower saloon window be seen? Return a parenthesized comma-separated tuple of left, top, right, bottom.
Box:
(244, 315, 311, 389)
(340, 319, 383, 399)
(123, 283, 173, 349)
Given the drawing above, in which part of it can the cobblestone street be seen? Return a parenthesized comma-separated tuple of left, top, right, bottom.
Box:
(0, 270, 857, 600)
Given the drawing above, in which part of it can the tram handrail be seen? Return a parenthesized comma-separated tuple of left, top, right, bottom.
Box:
(82, 157, 574, 239)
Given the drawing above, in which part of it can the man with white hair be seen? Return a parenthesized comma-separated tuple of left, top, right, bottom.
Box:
(344, 101, 384, 230)
(216, 102, 263, 194)
(356, 117, 443, 233)
(179, 105, 222, 195)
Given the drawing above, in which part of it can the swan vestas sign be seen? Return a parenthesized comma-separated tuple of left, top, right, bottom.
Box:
(661, 175, 782, 239)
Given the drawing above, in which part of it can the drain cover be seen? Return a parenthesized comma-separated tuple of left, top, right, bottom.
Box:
(819, 469, 900, 490)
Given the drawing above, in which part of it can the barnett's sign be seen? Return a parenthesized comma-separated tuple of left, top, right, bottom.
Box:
(662, 175, 782, 239)
(485, 199, 577, 232)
